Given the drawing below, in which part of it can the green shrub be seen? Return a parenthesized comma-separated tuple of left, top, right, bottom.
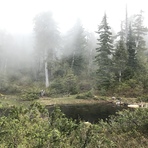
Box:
(0, 104, 147, 147)
(78, 81, 92, 92)
(76, 91, 94, 99)
(48, 74, 78, 96)
(45, 88, 58, 97)
(85, 91, 94, 98)
(99, 88, 107, 96)
(75, 94, 86, 99)
(0, 83, 22, 94)
(98, 97, 108, 101)
(115, 79, 143, 97)
(108, 108, 148, 136)
(64, 74, 78, 95)
(137, 95, 148, 102)
(50, 78, 65, 94)
(21, 92, 39, 101)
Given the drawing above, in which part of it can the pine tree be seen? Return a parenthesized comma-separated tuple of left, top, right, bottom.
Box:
(64, 19, 86, 75)
(116, 6, 129, 43)
(113, 22, 128, 82)
(132, 10, 148, 51)
(85, 32, 97, 76)
(95, 13, 114, 89)
(113, 40, 127, 82)
(125, 24, 137, 79)
(132, 11, 148, 77)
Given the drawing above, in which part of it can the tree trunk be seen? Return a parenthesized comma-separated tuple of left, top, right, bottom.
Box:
(71, 51, 75, 69)
(45, 61, 49, 88)
(119, 70, 122, 82)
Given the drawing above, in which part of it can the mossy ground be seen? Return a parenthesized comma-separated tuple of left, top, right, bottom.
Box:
(0, 93, 138, 108)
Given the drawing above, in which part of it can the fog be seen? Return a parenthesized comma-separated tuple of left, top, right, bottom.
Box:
(0, 0, 148, 87)
(0, 0, 148, 33)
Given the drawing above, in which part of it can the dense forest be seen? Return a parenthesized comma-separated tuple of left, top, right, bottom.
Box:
(0, 10, 148, 147)
(0, 10, 148, 98)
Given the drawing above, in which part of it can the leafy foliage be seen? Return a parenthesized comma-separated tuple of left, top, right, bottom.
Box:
(75, 91, 94, 99)
(114, 79, 143, 97)
(137, 95, 148, 102)
(47, 73, 78, 96)
(0, 104, 147, 147)
(21, 88, 40, 101)
(21, 92, 39, 101)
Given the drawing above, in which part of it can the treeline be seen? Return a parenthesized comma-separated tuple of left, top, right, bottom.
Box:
(0, 10, 148, 97)
(0, 103, 147, 147)
(95, 11, 148, 96)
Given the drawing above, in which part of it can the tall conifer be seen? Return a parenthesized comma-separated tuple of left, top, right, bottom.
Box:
(95, 13, 114, 89)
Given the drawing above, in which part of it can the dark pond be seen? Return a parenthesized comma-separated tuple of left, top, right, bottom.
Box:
(46, 102, 127, 123)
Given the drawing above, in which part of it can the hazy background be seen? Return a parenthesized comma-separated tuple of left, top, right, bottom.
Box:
(0, 0, 147, 34)
(0, 0, 148, 90)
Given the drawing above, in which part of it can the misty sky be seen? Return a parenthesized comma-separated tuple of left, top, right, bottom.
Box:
(0, 0, 147, 34)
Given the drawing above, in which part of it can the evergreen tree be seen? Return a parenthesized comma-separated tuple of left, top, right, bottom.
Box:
(33, 11, 60, 87)
(132, 11, 148, 75)
(125, 24, 137, 79)
(113, 40, 127, 82)
(85, 32, 97, 76)
(113, 22, 128, 82)
(116, 10, 148, 81)
(64, 19, 86, 75)
(95, 13, 114, 89)
(132, 11, 148, 51)
(116, 6, 129, 43)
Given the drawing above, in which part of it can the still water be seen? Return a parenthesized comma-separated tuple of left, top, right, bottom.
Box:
(46, 102, 127, 123)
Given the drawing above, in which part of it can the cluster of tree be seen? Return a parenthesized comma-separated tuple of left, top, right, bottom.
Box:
(95, 11, 148, 96)
(0, 32, 33, 94)
(0, 10, 148, 96)
(33, 12, 95, 89)
(0, 103, 147, 147)
(33, 10, 148, 96)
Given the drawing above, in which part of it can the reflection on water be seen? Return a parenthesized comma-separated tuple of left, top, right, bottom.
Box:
(46, 102, 127, 123)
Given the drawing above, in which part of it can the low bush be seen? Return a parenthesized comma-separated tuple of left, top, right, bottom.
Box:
(21, 92, 39, 101)
(78, 81, 92, 92)
(98, 88, 108, 96)
(48, 74, 78, 96)
(115, 79, 143, 97)
(21, 88, 40, 101)
(75, 94, 86, 99)
(0, 84, 22, 94)
(0, 104, 147, 147)
(76, 91, 94, 99)
(137, 95, 148, 102)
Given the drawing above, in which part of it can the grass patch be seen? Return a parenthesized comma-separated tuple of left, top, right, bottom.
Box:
(0, 93, 138, 108)
(37, 95, 107, 106)
(0, 94, 103, 108)
(0, 95, 35, 108)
